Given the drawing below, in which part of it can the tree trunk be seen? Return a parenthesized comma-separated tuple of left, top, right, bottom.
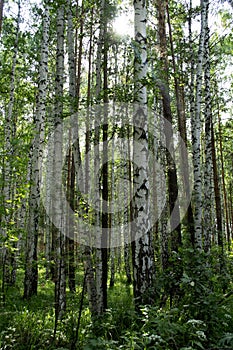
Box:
(167, 3, 195, 246)
(66, 0, 77, 293)
(211, 121, 223, 248)
(101, 0, 109, 311)
(218, 107, 231, 249)
(203, 19, 213, 252)
(53, 3, 66, 323)
(132, 0, 155, 306)
(24, 2, 50, 299)
(156, 0, 181, 252)
(191, 0, 209, 250)
(0, 0, 4, 36)
(1, 0, 21, 299)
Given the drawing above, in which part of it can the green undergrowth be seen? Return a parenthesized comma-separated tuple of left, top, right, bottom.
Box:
(0, 248, 233, 350)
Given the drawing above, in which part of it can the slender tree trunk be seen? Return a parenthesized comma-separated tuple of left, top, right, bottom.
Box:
(101, 0, 109, 311)
(45, 113, 54, 280)
(229, 182, 233, 242)
(66, 150, 76, 292)
(0, 0, 4, 36)
(75, 0, 84, 104)
(211, 121, 223, 248)
(1, 0, 21, 298)
(188, 0, 197, 248)
(156, 0, 181, 252)
(109, 115, 115, 288)
(66, 0, 78, 293)
(83, 5, 98, 315)
(167, 3, 195, 246)
(124, 120, 132, 284)
(24, 2, 50, 299)
(158, 108, 169, 271)
(53, 4, 66, 323)
(72, 0, 83, 185)
(203, 20, 213, 252)
(94, 0, 104, 314)
(218, 107, 231, 249)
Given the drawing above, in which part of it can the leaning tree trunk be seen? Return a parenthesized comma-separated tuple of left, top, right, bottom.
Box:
(132, 0, 155, 307)
(24, 2, 50, 299)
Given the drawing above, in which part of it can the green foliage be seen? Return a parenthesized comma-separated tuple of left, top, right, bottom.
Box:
(0, 308, 55, 350)
(0, 0, 233, 349)
(1, 250, 233, 350)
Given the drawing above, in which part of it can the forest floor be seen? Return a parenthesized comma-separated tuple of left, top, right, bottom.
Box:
(1, 251, 233, 350)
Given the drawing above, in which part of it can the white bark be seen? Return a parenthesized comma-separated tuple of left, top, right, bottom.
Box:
(203, 20, 213, 252)
(24, 2, 50, 298)
(132, 0, 154, 304)
(94, 0, 105, 315)
(191, 0, 209, 250)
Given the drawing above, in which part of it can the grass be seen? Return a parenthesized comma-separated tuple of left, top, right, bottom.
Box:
(1, 251, 233, 350)
(0, 267, 135, 350)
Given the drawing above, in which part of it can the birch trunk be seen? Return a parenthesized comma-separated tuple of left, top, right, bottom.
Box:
(124, 119, 132, 284)
(94, 0, 106, 315)
(191, 0, 209, 250)
(203, 20, 213, 252)
(53, 4, 66, 322)
(109, 115, 115, 288)
(188, 0, 196, 247)
(24, 2, 50, 299)
(101, 0, 109, 311)
(83, 6, 98, 315)
(66, 0, 77, 293)
(218, 109, 231, 249)
(132, 0, 154, 305)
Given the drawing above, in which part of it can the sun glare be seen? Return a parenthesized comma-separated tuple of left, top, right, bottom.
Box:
(112, 12, 134, 37)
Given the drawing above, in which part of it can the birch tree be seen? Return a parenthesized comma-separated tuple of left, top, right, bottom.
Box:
(24, 2, 50, 299)
(101, 0, 109, 312)
(83, 3, 98, 315)
(132, 0, 154, 306)
(191, 0, 209, 250)
(93, 0, 106, 315)
(53, 3, 66, 322)
(66, 0, 77, 293)
(203, 14, 213, 252)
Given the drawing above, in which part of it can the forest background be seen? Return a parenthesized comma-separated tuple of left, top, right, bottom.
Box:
(0, 0, 233, 349)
